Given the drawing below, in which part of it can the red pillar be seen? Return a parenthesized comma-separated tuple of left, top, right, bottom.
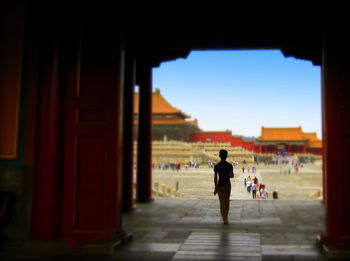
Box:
(321, 18, 350, 249)
(31, 24, 64, 240)
(122, 51, 136, 212)
(136, 59, 152, 202)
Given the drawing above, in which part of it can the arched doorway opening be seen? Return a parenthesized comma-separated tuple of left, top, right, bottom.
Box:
(136, 50, 322, 201)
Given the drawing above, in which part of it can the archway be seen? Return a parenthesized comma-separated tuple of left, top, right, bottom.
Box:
(147, 50, 322, 201)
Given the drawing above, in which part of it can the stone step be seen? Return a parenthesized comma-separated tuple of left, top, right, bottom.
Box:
(172, 232, 262, 261)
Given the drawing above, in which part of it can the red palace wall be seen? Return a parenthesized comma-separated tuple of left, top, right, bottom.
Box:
(190, 132, 232, 143)
(243, 140, 257, 151)
(191, 132, 258, 152)
(230, 136, 245, 147)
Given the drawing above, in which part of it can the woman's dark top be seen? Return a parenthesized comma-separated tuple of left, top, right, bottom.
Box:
(214, 161, 233, 187)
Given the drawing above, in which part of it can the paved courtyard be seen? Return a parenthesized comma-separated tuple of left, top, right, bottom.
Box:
(1, 164, 340, 260)
(117, 198, 327, 261)
(2, 198, 348, 260)
(152, 163, 322, 200)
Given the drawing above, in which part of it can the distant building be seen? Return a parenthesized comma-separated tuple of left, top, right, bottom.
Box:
(135, 90, 322, 155)
(255, 127, 322, 155)
(134, 88, 200, 141)
(190, 131, 257, 151)
(191, 127, 322, 155)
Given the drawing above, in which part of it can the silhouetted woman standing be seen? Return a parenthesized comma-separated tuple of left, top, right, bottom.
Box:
(213, 149, 234, 224)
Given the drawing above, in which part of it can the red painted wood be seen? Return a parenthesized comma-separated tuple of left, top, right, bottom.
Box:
(122, 52, 135, 211)
(62, 12, 124, 245)
(321, 22, 350, 246)
(31, 21, 64, 240)
(136, 60, 153, 202)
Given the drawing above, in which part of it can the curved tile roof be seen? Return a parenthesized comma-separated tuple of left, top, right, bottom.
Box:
(134, 88, 190, 119)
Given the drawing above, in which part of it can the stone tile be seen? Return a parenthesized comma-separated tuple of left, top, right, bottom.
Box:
(285, 233, 311, 245)
(200, 217, 221, 223)
(143, 231, 169, 240)
(293, 256, 328, 261)
(173, 231, 262, 261)
(296, 225, 324, 232)
(164, 230, 191, 239)
(260, 232, 287, 245)
(240, 218, 282, 224)
(114, 251, 176, 261)
(262, 256, 293, 261)
(257, 225, 298, 232)
(127, 242, 181, 252)
(180, 217, 202, 223)
(262, 245, 320, 256)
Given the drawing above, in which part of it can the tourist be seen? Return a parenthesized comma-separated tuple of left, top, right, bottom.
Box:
(256, 189, 260, 199)
(213, 149, 234, 225)
(244, 178, 247, 187)
(242, 166, 245, 173)
(260, 186, 269, 199)
(251, 183, 257, 199)
(265, 187, 269, 198)
(294, 165, 299, 173)
(253, 176, 258, 184)
(246, 179, 252, 193)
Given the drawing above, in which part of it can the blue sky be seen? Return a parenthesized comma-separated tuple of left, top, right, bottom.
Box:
(152, 50, 321, 138)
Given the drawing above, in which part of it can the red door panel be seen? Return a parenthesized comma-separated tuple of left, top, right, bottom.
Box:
(62, 14, 123, 245)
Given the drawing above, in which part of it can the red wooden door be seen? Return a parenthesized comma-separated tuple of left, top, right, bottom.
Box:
(62, 14, 124, 245)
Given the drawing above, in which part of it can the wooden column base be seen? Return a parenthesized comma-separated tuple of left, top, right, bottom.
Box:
(317, 235, 350, 259)
(83, 232, 133, 255)
(136, 198, 154, 204)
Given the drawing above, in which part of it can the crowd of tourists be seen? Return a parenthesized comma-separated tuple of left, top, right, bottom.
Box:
(241, 166, 257, 174)
(155, 161, 204, 170)
(156, 162, 182, 171)
(208, 160, 239, 169)
(244, 175, 270, 199)
(187, 161, 200, 168)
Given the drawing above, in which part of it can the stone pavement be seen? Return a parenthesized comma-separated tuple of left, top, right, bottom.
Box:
(116, 198, 328, 260)
(1, 198, 343, 260)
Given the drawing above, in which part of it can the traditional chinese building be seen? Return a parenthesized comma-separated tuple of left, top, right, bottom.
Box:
(303, 132, 323, 155)
(190, 131, 257, 151)
(191, 127, 322, 155)
(256, 127, 322, 155)
(134, 88, 200, 141)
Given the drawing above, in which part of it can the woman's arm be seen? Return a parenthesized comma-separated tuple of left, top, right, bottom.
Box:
(230, 165, 234, 178)
(214, 171, 218, 195)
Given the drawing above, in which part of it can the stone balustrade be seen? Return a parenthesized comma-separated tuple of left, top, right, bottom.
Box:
(309, 189, 323, 200)
(134, 182, 185, 198)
